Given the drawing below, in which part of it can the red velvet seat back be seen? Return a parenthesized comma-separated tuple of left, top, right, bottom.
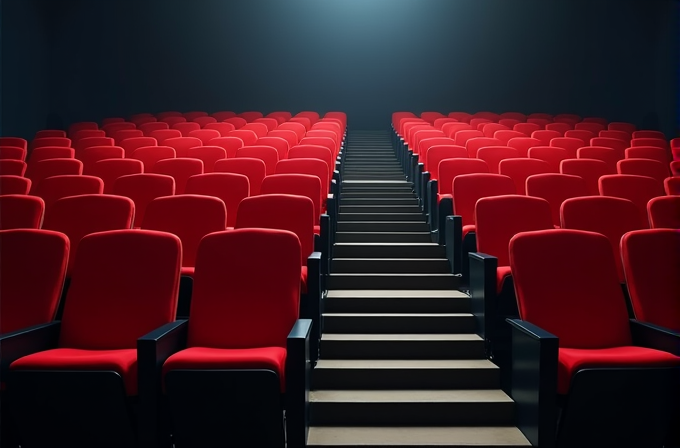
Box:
(664, 177, 680, 196)
(476, 146, 520, 174)
(276, 158, 329, 194)
(0, 175, 32, 195)
(632, 130, 664, 140)
(426, 145, 467, 180)
(560, 158, 612, 195)
(257, 137, 290, 160)
(647, 196, 680, 229)
(163, 137, 202, 158)
(412, 131, 445, 155)
(453, 130, 484, 147)
(452, 173, 515, 226)
(475, 195, 553, 267)
(277, 122, 306, 141)
(236, 146, 279, 175)
(0, 229, 69, 334)
(228, 130, 258, 146)
(564, 129, 595, 144)
(254, 118, 279, 132)
(26, 158, 83, 193)
(289, 145, 334, 179)
(0, 137, 28, 151)
(421, 111, 445, 124)
(120, 137, 158, 157)
(185, 173, 250, 228)
(188, 129, 221, 145)
(507, 137, 542, 158)
(448, 112, 472, 123)
(152, 158, 204, 194)
(224, 117, 247, 129)
(183, 112, 208, 121)
(59, 229, 181, 349)
(142, 195, 227, 268)
(0, 195, 44, 229)
(465, 137, 503, 159)
(241, 123, 268, 139)
(624, 146, 668, 164)
(481, 123, 509, 139)
(299, 137, 335, 158)
(0, 159, 27, 176)
(499, 158, 553, 194)
(43, 194, 134, 274)
(616, 159, 669, 185)
(193, 116, 217, 128)
(36, 175, 104, 212)
(575, 122, 605, 134)
(290, 116, 312, 130)
(188, 228, 300, 349)
(441, 122, 472, 139)
(28, 146, 75, 163)
(0, 146, 27, 161)
(514, 123, 542, 137)
(235, 194, 314, 264)
(207, 136, 244, 159)
(268, 130, 299, 148)
(545, 123, 573, 135)
(74, 137, 114, 156)
(214, 158, 266, 196)
(187, 146, 227, 173)
(111, 129, 144, 145)
(591, 137, 627, 153)
(418, 138, 456, 170)
(130, 146, 175, 171)
(31, 137, 72, 150)
(149, 129, 182, 143)
(526, 173, 589, 227)
(172, 122, 201, 137)
(621, 229, 680, 332)
(550, 137, 585, 159)
(79, 146, 125, 174)
(561, 196, 643, 281)
(600, 129, 631, 142)
(631, 138, 668, 149)
(438, 159, 489, 196)
(494, 130, 526, 145)
(139, 122, 169, 136)
(68, 122, 98, 139)
(531, 130, 562, 146)
(212, 111, 237, 121)
(599, 174, 665, 226)
(239, 111, 264, 123)
(510, 229, 632, 348)
(113, 173, 175, 227)
(204, 122, 236, 137)
(261, 174, 322, 224)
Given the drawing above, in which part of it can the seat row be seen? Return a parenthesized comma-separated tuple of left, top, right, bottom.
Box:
(0, 227, 312, 448)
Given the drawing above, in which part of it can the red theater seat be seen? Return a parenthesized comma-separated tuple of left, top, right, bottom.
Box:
(617, 158, 669, 185)
(26, 159, 83, 194)
(31, 137, 72, 150)
(526, 173, 588, 227)
(560, 158, 613, 195)
(88, 159, 144, 193)
(0, 176, 32, 195)
(28, 146, 75, 163)
(188, 129, 221, 145)
(185, 172, 249, 228)
(0, 146, 26, 161)
(78, 146, 125, 174)
(499, 158, 553, 194)
(207, 136, 244, 159)
(647, 196, 680, 228)
(0, 195, 44, 229)
(152, 158, 204, 194)
(120, 137, 158, 157)
(164, 137, 202, 158)
(187, 146, 226, 173)
(236, 145, 279, 175)
(664, 177, 680, 196)
(528, 146, 570, 173)
(0, 159, 27, 176)
(130, 146, 176, 171)
(214, 158, 266, 196)
(599, 174, 665, 226)
(36, 175, 104, 212)
(150, 129, 182, 143)
(625, 146, 668, 164)
(204, 122, 236, 137)
(113, 173, 175, 227)
(138, 121, 169, 136)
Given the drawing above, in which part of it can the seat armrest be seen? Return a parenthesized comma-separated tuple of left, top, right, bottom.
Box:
(1, 322, 61, 374)
(304, 251, 322, 364)
(507, 318, 558, 448)
(286, 318, 313, 448)
(427, 179, 438, 233)
(630, 319, 680, 356)
(469, 252, 497, 345)
(320, 214, 331, 278)
(444, 214, 461, 270)
(137, 319, 188, 448)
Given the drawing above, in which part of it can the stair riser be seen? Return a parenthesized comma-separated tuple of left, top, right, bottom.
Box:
(340, 193, 415, 199)
(322, 315, 475, 334)
(331, 259, 451, 273)
(309, 402, 515, 426)
(320, 340, 485, 360)
(324, 297, 470, 314)
(337, 222, 430, 232)
(338, 214, 425, 222)
(312, 369, 500, 390)
(340, 198, 419, 205)
(340, 206, 422, 214)
(335, 232, 432, 243)
(328, 275, 459, 290)
(333, 245, 445, 258)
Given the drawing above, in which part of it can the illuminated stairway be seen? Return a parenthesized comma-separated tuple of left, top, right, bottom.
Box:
(306, 130, 530, 447)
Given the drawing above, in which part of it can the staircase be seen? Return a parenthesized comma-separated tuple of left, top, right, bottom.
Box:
(307, 130, 530, 447)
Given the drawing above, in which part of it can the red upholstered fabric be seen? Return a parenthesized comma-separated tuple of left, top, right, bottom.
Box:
(499, 158, 553, 194)
(212, 111, 237, 121)
(236, 194, 314, 264)
(550, 137, 585, 159)
(278, 122, 306, 141)
(557, 347, 680, 395)
(241, 123, 269, 139)
(35, 130, 67, 139)
(11, 348, 139, 395)
(261, 174, 322, 225)
(161, 117, 187, 127)
(78, 146, 124, 173)
(163, 347, 287, 390)
(112, 173, 175, 228)
(510, 229, 632, 350)
(257, 137, 290, 160)
(130, 146, 175, 171)
(514, 123, 542, 137)
(496, 266, 512, 294)
(172, 122, 201, 137)
(625, 146, 669, 164)
(300, 265, 308, 294)
(526, 173, 589, 227)
(621, 229, 680, 332)
(437, 159, 489, 197)
(648, 196, 680, 229)
(599, 174, 665, 227)
(481, 123, 509, 139)
(239, 111, 265, 122)
(421, 111, 445, 124)
(575, 122, 606, 134)
(452, 173, 515, 227)
(577, 146, 621, 172)
(26, 158, 83, 194)
(208, 136, 244, 159)
(254, 118, 279, 132)
(560, 158, 613, 195)
(0, 229, 68, 333)
(214, 158, 266, 196)
(138, 122, 169, 136)
(545, 123, 573, 135)
(36, 175, 104, 212)
(494, 130, 526, 145)
(507, 137, 542, 158)
(0, 175, 32, 196)
(228, 130, 258, 146)
(412, 130, 445, 156)
(299, 137, 335, 158)
(448, 112, 473, 123)
(188, 129, 221, 145)
(149, 129, 182, 143)
(268, 130, 299, 148)
(454, 130, 484, 147)
(617, 159, 670, 185)
(187, 146, 227, 173)
(475, 195, 553, 267)
(120, 137, 158, 157)
(32, 137, 72, 149)
(476, 147, 520, 174)
(289, 145, 335, 180)
(441, 122, 473, 139)
(142, 195, 227, 268)
(29, 146, 74, 163)
(163, 137, 202, 158)
(0, 159, 27, 176)
(601, 129, 631, 142)
(0, 137, 28, 150)
(236, 146, 279, 175)
(185, 173, 250, 228)
(193, 117, 218, 128)
(68, 122, 98, 139)
(665, 177, 680, 196)
(465, 137, 503, 159)
(0, 146, 27, 161)
(204, 122, 236, 137)
(276, 158, 330, 195)
(426, 146, 467, 180)
(565, 130, 595, 144)
(152, 158, 204, 194)
(532, 130, 562, 146)
(73, 130, 106, 142)
(43, 194, 134, 274)
(111, 130, 144, 145)
(74, 137, 114, 156)
(89, 159, 144, 193)
(561, 196, 643, 282)
(591, 137, 628, 154)
(631, 138, 668, 149)
(0, 195, 44, 230)
(58, 229, 181, 350)
(224, 117, 247, 129)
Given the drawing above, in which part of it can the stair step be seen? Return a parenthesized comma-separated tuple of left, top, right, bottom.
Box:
(327, 273, 459, 290)
(307, 426, 531, 447)
(324, 290, 470, 313)
(322, 313, 475, 334)
(340, 198, 419, 205)
(335, 232, 432, 243)
(332, 258, 451, 273)
(309, 389, 515, 426)
(340, 205, 422, 214)
(338, 213, 425, 222)
(320, 334, 485, 360)
(337, 221, 430, 232)
(312, 359, 500, 390)
(333, 243, 445, 258)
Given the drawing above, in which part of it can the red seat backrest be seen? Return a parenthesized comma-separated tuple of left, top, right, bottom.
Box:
(36, 175, 104, 212)
(185, 173, 250, 228)
(617, 158, 669, 185)
(187, 146, 227, 173)
(214, 158, 266, 195)
(499, 158, 553, 194)
(560, 158, 613, 195)
(531, 130, 562, 146)
(452, 173, 516, 226)
(236, 146, 279, 175)
(89, 159, 144, 194)
(207, 136, 244, 159)
(647, 196, 680, 229)
(139, 122, 170, 136)
(599, 174, 665, 226)
(204, 122, 236, 137)
(112, 173, 175, 227)
(276, 158, 330, 194)
(0, 194, 44, 229)
(476, 146, 520, 174)
(164, 137, 203, 158)
(149, 129, 182, 143)
(261, 174, 322, 224)
(550, 137, 585, 159)
(507, 137, 542, 158)
(526, 173, 589, 227)
(152, 158, 204, 194)
(188, 129, 221, 145)
(130, 146, 176, 171)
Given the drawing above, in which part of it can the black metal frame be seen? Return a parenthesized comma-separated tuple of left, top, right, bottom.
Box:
(507, 318, 680, 448)
(301, 251, 322, 364)
(162, 319, 312, 448)
(444, 215, 477, 286)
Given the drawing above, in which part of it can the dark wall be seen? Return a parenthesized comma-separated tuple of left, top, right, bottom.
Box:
(2, 0, 678, 136)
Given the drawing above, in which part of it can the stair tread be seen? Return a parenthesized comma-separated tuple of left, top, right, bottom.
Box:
(315, 359, 498, 369)
(322, 334, 482, 341)
(333, 258, 449, 261)
(330, 273, 456, 277)
(335, 242, 439, 246)
(323, 313, 472, 317)
(327, 290, 468, 298)
(310, 389, 513, 403)
(307, 426, 531, 446)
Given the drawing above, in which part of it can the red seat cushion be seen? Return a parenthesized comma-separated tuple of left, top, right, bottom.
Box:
(496, 266, 512, 294)
(314, 225, 320, 235)
(462, 224, 475, 237)
(437, 193, 452, 203)
(300, 266, 308, 294)
(10, 348, 138, 395)
(557, 346, 680, 395)
(163, 346, 287, 391)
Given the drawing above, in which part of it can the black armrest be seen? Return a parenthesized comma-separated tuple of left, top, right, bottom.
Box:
(630, 319, 680, 356)
(304, 251, 322, 364)
(438, 198, 454, 246)
(427, 179, 438, 234)
(286, 318, 313, 448)
(137, 319, 188, 448)
(444, 214, 461, 271)
(0, 321, 61, 375)
(507, 319, 559, 448)
(333, 168, 340, 185)
(319, 214, 331, 278)
(469, 252, 497, 344)
(327, 195, 337, 252)
(421, 171, 431, 215)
